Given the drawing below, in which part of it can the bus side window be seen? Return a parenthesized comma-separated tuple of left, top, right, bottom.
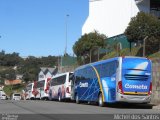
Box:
(69, 73, 74, 82)
(100, 63, 109, 77)
(75, 70, 82, 82)
(116, 61, 119, 68)
(95, 64, 101, 77)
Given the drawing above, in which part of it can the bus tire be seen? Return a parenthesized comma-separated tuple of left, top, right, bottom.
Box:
(98, 93, 104, 107)
(76, 94, 80, 104)
(44, 98, 48, 101)
(58, 95, 62, 102)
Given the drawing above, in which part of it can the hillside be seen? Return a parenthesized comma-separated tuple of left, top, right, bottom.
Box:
(102, 47, 160, 60)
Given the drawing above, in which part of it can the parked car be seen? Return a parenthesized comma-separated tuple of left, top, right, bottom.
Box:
(0, 90, 7, 100)
(1, 94, 7, 100)
(12, 93, 21, 100)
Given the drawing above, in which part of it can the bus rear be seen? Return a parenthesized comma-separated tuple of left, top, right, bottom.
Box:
(34, 80, 45, 100)
(26, 83, 35, 100)
(41, 78, 51, 100)
(117, 57, 152, 103)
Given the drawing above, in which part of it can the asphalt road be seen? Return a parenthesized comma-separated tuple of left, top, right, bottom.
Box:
(0, 100, 159, 120)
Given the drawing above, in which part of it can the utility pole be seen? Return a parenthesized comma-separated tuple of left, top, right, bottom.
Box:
(143, 36, 148, 57)
(64, 14, 69, 55)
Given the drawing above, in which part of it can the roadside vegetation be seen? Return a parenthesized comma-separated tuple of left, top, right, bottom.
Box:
(73, 30, 107, 65)
(0, 51, 58, 96)
(3, 84, 25, 97)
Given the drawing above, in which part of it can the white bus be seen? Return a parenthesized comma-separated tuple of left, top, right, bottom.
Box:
(25, 82, 35, 100)
(34, 78, 51, 100)
(49, 72, 73, 101)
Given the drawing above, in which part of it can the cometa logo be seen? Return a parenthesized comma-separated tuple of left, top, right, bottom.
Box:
(125, 83, 148, 89)
(79, 82, 88, 88)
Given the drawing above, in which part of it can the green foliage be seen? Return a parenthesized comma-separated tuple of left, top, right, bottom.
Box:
(102, 47, 141, 60)
(0, 51, 58, 83)
(102, 46, 160, 61)
(18, 56, 58, 83)
(0, 50, 22, 66)
(73, 31, 107, 56)
(124, 12, 160, 55)
(0, 69, 16, 85)
(148, 51, 160, 58)
(73, 31, 107, 64)
(3, 84, 25, 96)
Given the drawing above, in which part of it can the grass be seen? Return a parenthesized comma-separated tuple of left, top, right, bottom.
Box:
(102, 47, 160, 60)
(148, 51, 160, 58)
(102, 47, 141, 60)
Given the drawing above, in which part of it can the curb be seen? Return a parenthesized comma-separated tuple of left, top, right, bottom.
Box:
(153, 105, 160, 110)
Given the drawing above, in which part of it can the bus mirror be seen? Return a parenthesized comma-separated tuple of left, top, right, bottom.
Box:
(69, 74, 74, 81)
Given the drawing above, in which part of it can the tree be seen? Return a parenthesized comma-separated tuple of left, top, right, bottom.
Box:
(124, 12, 160, 55)
(4, 69, 16, 80)
(73, 31, 107, 64)
(0, 50, 22, 66)
(18, 55, 58, 83)
(0, 51, 58, 83)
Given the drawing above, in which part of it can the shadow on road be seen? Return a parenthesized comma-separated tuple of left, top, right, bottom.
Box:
(104, 102, 154, 109)
(82, 102, 155, 109)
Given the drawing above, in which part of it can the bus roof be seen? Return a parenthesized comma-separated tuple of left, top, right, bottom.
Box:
(52, 72, 73, 78)
(75, 56, 149, 71)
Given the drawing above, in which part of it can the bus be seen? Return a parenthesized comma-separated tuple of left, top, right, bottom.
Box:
(49, 72, 73, 101)
(25, 82, 35, 100)
(34, 78, 51, 100)
(71, 56, 152, 107)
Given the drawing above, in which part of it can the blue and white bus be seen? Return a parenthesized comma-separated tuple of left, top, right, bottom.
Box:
(71, 56, 152, 107)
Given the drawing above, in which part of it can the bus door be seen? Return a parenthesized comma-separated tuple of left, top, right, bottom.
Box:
(38, 80, 45, 99)
(76, 67, 95, 101)
(66, 73, 73, 98)
(70, 74, 75, 100)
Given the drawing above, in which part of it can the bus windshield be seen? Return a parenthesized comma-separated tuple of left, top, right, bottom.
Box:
(122, 58, 151, 71)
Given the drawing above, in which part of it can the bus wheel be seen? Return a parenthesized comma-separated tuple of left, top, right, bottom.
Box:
(76, 94, 80, 104)
(58, 95, 62, 102)
(98, 93, 104, 107)
(44, 98, 48, 101)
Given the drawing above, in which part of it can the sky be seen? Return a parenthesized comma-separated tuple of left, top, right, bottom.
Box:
(0, 0, 89, 57)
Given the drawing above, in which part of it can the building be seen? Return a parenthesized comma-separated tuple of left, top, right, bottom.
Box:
(5, 79, 22, 85)
(16, 74, 23, 80)
(82, 0, 160, 37)
(38, 67, 58, 81)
